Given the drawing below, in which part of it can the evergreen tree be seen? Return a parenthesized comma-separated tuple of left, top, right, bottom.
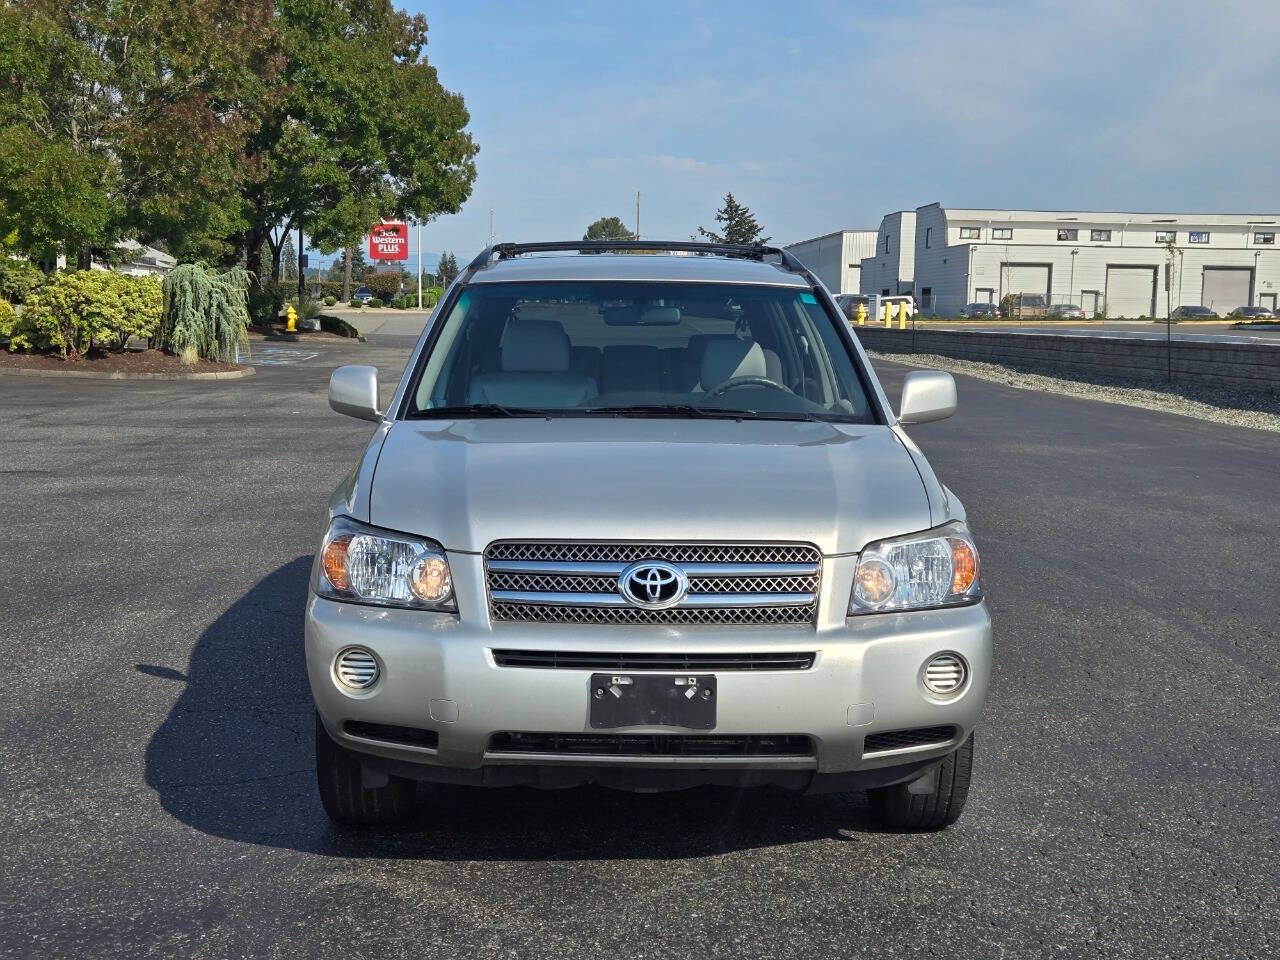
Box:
(281, 234, 297, 282)
(437, 251, 459, 287)
(583, 216, 636, 242)
(697, 193, 770, 245)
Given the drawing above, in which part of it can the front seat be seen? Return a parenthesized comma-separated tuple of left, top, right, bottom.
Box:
(697, 338, 768, 392)
(468, 319, 597, 407)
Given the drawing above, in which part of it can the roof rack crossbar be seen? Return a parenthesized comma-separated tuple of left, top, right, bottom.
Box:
(465, 240, 812, 278)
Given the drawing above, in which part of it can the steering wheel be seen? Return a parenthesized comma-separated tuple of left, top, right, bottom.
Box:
(704, 375, 790, 398)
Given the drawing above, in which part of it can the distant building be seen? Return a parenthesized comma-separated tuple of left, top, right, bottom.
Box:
(91, 241, 177, 277)
(783, 229, 877, 294)
(858, 211, 916, 300)
(865, 203, 1280, 317)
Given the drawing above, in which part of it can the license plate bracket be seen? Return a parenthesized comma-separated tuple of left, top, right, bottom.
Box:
(589, 673, 716, 730)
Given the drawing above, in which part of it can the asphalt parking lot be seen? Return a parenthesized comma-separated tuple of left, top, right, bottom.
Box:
(1, 330, 1276, 959)
(911, 320, 1280, 344)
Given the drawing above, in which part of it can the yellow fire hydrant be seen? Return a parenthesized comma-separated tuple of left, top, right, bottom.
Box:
(855, 302, 867, 326)
(285, 304, 298, 333)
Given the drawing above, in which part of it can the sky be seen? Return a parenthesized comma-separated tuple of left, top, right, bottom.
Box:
(352, 0, 1280, 269)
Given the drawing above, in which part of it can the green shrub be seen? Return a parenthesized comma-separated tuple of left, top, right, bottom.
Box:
(318, 314, 360, 338)
(367, 297, 383, 308)
(247, 279, 285, 327)
(296, 296, 324, 321)
(0, 258, 45, 305)
(157, 264, 251, 363)
(0, 297, 16, 341)
(423, 285, 444, 308)
(7, 271, 161, 357)
(324, 295, 336, 307)
(363, 271, 403, 301)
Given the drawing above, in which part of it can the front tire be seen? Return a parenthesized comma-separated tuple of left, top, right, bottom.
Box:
(315, 713, 417, 826)
(866, 733, 973, 831)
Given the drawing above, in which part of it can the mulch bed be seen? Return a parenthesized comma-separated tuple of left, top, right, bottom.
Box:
(0, 348, 242, 374)
(258, 322, 351, 339)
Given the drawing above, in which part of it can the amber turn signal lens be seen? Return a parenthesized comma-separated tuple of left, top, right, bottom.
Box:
(948, 538, 978, 594)
(322, 535, 352, 591)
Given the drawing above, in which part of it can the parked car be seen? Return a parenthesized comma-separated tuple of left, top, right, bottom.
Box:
(1004, 293, 1049, 317)
(1229, 306, 1274, 319)
(350, 287, 374, 305)
(1171, 305, 1218, 320)
(1048, 304, 1086, 319)
(310, 240, 990, 832)
(834, 293, 871, 320)
(959, 302, 1001, 318)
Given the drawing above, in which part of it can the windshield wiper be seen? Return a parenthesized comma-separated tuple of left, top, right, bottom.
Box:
(577, 404, 736, 419)
(408, 403, 551, 419)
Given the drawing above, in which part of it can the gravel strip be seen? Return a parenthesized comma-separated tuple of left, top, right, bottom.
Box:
(869, 350, 1280, 432)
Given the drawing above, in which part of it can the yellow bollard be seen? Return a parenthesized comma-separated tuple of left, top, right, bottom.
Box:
(883, 302, 892, 327)
(285, 304, 298, 333)
(898, 304, 908, 330)
(856, 302, 867, 326)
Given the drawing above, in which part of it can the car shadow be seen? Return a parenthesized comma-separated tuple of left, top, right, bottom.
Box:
(144, 557, 877, 860)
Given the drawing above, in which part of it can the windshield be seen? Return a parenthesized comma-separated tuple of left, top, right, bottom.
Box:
(405, 280, 876, 422)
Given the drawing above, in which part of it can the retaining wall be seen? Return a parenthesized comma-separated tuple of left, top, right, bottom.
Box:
(854, 326, 1280, 393)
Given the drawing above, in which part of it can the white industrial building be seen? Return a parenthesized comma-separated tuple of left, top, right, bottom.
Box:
(857, 210, 916, 300)
(861, 203, 1280, 317)
(783, 229, 877, 294)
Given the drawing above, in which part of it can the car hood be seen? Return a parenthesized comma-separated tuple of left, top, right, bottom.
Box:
(368, 418, 933, 555)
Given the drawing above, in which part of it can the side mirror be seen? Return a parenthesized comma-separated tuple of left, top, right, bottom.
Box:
(329, 365, 382, 422)
(897, 370, 956, 425)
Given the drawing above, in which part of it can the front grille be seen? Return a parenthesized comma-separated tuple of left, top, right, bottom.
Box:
(343, 721, 439, 749)
(488, 732, 813, 758)
(491, 649, 815, 670)
(862, 725, 957, 755)
(485, 541, 821, 625)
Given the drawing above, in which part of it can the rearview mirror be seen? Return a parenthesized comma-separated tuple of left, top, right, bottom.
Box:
(329, 365, 382, 421)
(897, 370, 956, 425)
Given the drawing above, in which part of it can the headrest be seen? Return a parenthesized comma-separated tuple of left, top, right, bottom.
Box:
(687, 333, 737, 362)
(701, 339, 766, 388)
(501, 319, 570, 373)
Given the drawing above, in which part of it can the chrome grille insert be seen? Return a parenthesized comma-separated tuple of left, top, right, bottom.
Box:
(862, 725, 958, 756)
(485, 541, 821, 625)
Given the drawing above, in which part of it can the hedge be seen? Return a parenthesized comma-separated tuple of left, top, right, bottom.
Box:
(6, 271, 161, 357)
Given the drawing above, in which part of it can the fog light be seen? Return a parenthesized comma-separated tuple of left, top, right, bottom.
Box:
(923, 653, 967, 696)
(334, 647, 379, 690)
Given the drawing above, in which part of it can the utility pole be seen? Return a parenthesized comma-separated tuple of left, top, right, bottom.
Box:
(488, 208, 494, 247)
(636, 191, 641, 240)
(1069, 248, 1078, 308)
(297, 224, 305, 301)
(416, 219, 423, 310)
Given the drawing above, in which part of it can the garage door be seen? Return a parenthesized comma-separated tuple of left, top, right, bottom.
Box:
(1201, 268, 1252, 314)
(1003, 264, 1050, 299)
(1105, 267, 1156, 318)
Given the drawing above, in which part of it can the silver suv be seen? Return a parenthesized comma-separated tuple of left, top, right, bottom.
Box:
(308, 241, 990, 831)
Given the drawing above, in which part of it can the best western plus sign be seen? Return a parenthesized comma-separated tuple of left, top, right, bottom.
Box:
(369, 221, 409, 261)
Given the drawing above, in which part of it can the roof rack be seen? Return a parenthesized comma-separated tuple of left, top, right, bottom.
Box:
(464, 240, 813, 279)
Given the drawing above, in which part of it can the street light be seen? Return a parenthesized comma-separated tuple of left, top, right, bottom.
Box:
(1069, 248, 1078, 309)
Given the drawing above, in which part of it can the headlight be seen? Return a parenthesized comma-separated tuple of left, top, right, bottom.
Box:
(316, 516, 455, 611)
(849, 521, 980, 614)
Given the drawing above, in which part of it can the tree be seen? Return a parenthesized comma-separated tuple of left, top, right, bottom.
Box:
(697, 193, 770, 245)
(363, 269, 402, 301)
(583, 217, 636, 242)
(0, 1, 280, 267)
(436, 251, 459, 287)
(239, 1, 478, 296)
(281, 234, 297, 283)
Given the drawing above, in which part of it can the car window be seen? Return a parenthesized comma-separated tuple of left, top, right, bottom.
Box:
(407, 280, 875, 422)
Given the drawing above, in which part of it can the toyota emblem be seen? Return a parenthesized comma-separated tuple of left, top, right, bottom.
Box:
(618, 560, 689, 610)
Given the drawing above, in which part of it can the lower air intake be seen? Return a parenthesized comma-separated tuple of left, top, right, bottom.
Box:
(862, 725, 958, 755)
(488, 732, 813, 758)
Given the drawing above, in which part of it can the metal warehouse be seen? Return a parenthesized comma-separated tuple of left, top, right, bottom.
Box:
(782, 229, 877, 294)
(861, 203, 1280, 317)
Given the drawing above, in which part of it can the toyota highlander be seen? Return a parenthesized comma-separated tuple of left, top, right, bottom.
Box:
(306, 240, 991, 831)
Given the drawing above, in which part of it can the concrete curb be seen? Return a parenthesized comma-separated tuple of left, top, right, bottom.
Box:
(0, 364, 255, 381)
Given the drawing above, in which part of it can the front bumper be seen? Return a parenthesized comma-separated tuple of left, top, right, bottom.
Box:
(305, 553, 992, 788)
